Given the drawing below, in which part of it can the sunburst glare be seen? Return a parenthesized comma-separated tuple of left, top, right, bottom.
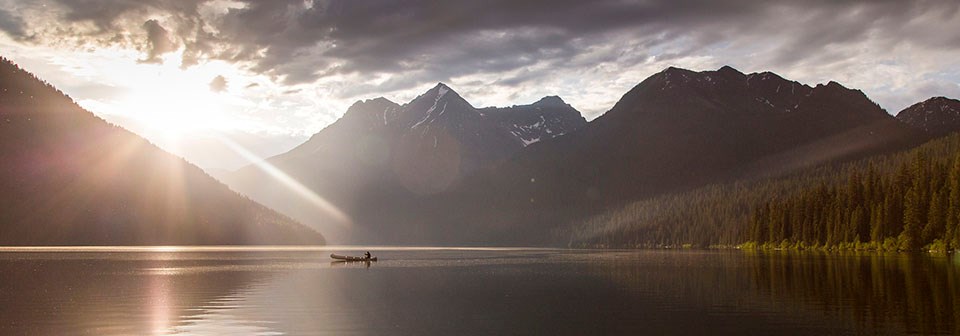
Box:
(214, 135, 352, 229)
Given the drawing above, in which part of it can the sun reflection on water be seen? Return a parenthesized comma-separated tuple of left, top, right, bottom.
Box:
(148, 265, 173, 335)
(151, 246, 183, 253)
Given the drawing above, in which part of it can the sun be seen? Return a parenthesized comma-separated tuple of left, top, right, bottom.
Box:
(120, 63, 228, 136)
(119, 80, 224, 138)
(85, 52, 240, 147)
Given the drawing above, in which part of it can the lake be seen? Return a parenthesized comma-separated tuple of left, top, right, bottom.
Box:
(0, 247, 957, 335)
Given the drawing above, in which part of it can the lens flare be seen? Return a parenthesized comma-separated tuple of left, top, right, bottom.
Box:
(213, 135, 352, 228)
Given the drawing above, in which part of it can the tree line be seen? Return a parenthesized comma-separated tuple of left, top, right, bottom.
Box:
(749, 141, 960, 250)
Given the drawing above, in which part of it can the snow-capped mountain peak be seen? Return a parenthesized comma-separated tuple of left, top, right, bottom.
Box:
(400, 82, 477, 130)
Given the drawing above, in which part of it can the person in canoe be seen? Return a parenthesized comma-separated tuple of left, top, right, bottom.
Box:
(364, 251, 372, 259)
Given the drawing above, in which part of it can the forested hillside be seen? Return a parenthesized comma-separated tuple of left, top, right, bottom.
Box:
(557, 134, 960, 251)
(748, 136, 960, 250)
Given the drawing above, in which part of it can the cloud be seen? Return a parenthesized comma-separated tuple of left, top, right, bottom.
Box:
(878, 78, 960, 114)
(0, 7, 24, 38)
(140, 19, 179, 63)
(4, 2, 951, 78)
(209, 74, 227, 92)
(2, 0, 960, 115)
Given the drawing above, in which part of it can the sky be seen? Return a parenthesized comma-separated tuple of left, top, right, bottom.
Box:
(1, 0, 959, 170)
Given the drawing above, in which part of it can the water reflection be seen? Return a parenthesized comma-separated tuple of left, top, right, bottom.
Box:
(746, 251, 960, 336)
(167, 280, 283, 335)
(330, 260, 373, 268)
(0, 249, 956, 335)
(0, 251, 278, 335)
(594, 250, 960, 335)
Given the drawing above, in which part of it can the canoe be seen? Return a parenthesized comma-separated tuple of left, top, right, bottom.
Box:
(330, 253, 377, 262)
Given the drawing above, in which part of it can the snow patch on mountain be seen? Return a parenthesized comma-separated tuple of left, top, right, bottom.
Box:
(411, 102, 448, 129)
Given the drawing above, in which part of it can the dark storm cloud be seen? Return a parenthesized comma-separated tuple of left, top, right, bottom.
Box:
(140, 19, 178, 63)
(766, 1, 960, 66)
(4, 0, 960, 92)
(207, 0, 738, 83)
(0, 7, 25, 38)
(46, 0, 208, 39)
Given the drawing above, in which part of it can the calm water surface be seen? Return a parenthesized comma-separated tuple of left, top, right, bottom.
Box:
(0, 247, 957, 335)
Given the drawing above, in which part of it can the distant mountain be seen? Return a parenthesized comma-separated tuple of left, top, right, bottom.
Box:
(403, 66, 924, 245)
(543, 65, 917, 191)
(480, 95, 586, 148)
(226, 84, 586, 242)
(896, 96, 960, 138)
(0, 57, 324, 245)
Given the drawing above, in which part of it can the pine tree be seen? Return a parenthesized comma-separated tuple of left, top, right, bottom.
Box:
(852, 205, 868, 242)
(885, 189, 904, 239)
(903, 184, 923, 250)
(947, 154, 960, 248)
(902, 153, 930, 249)
(870, 203, 885, 241)
(922, 187, 947, 245)
(750, 206, 766, 243)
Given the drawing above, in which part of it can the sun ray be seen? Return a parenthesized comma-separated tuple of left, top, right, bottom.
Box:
(25, 129, 148, 240)
(212, 135, 352, 228)
(156, 145, 189, 240)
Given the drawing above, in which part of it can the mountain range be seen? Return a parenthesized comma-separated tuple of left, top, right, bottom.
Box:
(226, 65, 959, 245)
(0, 57, 324, 245)
(4, 55, 959, 247)
(226, 83, 586, 241)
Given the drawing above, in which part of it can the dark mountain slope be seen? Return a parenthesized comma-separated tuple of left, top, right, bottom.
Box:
(896, 96, 960, 138)
(0, 57, 324, 245)
(522, 66, 916, 200)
